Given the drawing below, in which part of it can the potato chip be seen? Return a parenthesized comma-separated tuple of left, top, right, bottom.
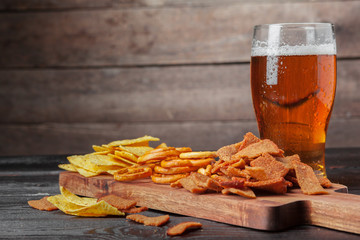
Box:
(88, 154, 130, 167)
(92, 145, 108, 152)
(47, 187, 124, 217)
(90, 150, 111, 155)
(114, 150, 138, 162)
(108, 153, 134, 166)
(58, 164, 77, 172)
(60, 186, 97, 206)
(72, 165, 100, 177)
(118, 145, 154, 157)
(108, 135, 159, 147)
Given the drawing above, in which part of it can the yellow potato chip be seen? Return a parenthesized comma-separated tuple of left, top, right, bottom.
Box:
(114, 150, 138, 162)
(108, 135, 159, 147)
(92, 145, 108, 152)
(73, 165, 100, 177)
(88, 154, 130, 167)
(58, 164, 77, 172)
(66, 200, 124, 217)
(118, 145, 154, 157)
(108, 154, 135, 166)
(48, 188, 124, 217)
(90, 150, 111, 155)
(60, 186, 97, 206)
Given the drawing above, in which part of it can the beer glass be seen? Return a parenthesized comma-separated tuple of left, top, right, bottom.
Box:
(250, 23, 336, 176)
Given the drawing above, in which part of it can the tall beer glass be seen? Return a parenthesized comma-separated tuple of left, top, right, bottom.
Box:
(251, 23, 336, 176)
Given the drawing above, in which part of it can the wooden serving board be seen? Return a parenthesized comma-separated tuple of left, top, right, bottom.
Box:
(59, 172, 360, 234)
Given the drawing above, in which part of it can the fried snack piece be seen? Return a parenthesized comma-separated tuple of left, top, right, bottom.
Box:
(238, 132, 261, 151)
(221, 187, 256, 199)
(97, 194, 136, 210)
(151, 173, 189, 184)
(167, 222, 202, 236)
(179, 176, 207, 194)
(218, 177, 245, 189)
(28, 196, 58, 211)
(245, 166, 268, 181)
(292, 161, 328, 195)
(220, 166, 251, 179)
(190, 172, 222, 192)
(217, 142, 243, 161)
(179, 151, 217, 159)
(244, 177, 288, 194)
(317, 176, 332, 188)
(175, 147, 192, 153)
(126, 214, 170, 226)
(250, 153, 289, 179)
(114, 167, 152, 181)
(232, 139, 284, 161)
(138, 149, 180, 164)
(276, 154, 301, 169)
(154, 166, 199, 175)
(122, 206, 148, 214)
(161, 158, 214, 168)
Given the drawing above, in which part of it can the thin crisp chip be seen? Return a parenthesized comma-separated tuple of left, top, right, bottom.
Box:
(88, 154, 130, 167)
(108, 153, 134, 166)
(28, 196, 58, 211)
(58, 164, 77, 172)
(245, 166, 268, 181)
(108, 136, 159, 147)
(114, 150, 138, 162)
(118, 146, 154, 157)
(60, 186, 97, 206)
(92, 145, 109, 152)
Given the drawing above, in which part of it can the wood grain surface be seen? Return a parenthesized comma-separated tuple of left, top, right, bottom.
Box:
(1, 1, 359, 67)
(1, 0, 360, 156)
(59, 171, 360, 234)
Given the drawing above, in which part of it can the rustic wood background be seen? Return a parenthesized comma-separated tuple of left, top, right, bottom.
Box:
(0, 0, 359, 156)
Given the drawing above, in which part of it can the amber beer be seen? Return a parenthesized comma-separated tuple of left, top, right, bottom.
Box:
(251, 53, 336, 175)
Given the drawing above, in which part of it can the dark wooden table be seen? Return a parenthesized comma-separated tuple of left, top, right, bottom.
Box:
(1, 148, 359, 239)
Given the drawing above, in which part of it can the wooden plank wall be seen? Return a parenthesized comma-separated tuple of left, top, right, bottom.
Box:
(0, 0, 359, 155)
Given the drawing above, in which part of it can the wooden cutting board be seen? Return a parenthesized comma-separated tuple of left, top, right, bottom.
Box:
(59, 171, 360, 234)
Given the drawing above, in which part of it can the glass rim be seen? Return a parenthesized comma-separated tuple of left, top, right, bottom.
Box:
(254, 23, 334, 30)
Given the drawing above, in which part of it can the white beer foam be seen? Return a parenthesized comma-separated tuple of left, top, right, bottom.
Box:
(251, 42, 336, 56)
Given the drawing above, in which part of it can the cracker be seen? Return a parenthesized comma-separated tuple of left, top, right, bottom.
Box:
(126, 214, 170, 226)
(28, 196, 58, 211)
(167, 222, 202, 236)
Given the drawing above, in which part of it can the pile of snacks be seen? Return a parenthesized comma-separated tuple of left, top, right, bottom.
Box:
(172, 132, 330, 197)
(28, 187, 201, 236)
(59, 136, 160, 177)
(60, 133, 331, 197)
